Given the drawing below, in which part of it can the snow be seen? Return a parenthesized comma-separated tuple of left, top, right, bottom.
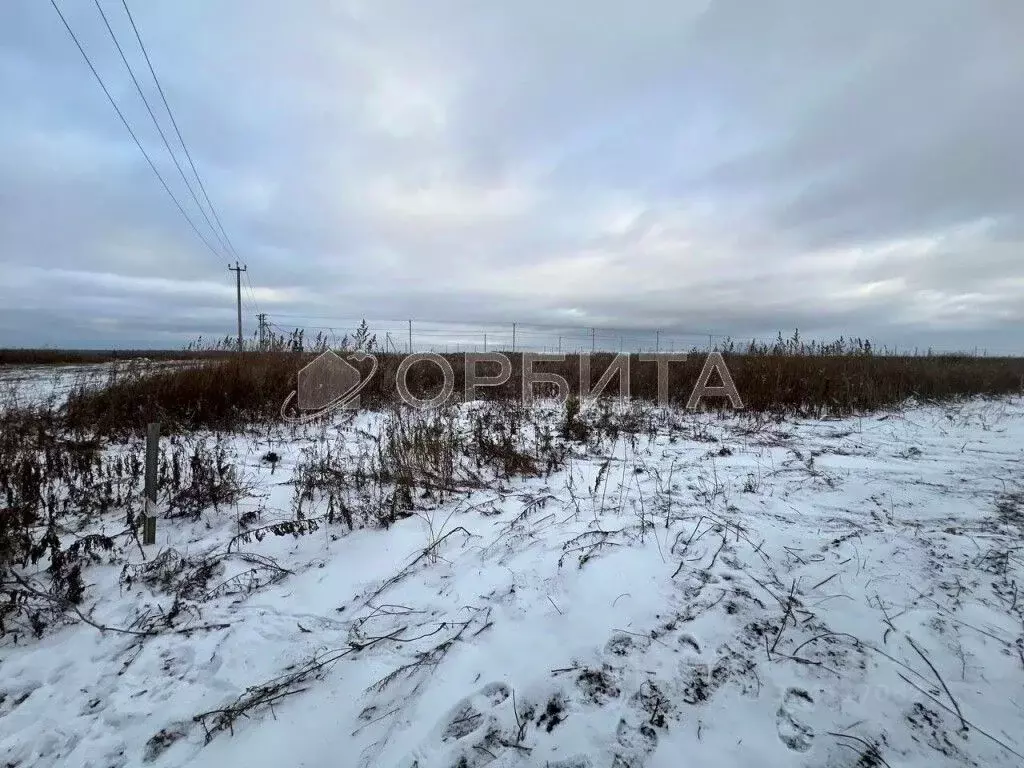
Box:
(2, 393, 1024, 768)
(0, 360, 191, 408)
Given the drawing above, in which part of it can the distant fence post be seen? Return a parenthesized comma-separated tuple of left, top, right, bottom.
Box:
(143, 422, 159, 545)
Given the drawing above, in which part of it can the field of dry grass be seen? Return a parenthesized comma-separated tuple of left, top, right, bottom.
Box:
(51, 345, 1024, 435)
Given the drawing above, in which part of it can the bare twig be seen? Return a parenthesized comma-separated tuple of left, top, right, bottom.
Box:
(826, 732, 894, 768)
(906, 635, 968, 735)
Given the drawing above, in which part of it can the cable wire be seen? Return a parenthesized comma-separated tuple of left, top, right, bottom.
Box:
(91, 0, 230, 258)
(118, 0, 242, 260)
(49, 0, 224, 260)
(242, 268, 262, 318)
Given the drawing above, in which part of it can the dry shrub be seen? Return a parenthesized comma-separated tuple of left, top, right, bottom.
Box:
(61, 344, 1024, 435)
(63, 354, 304, 435)
(290, 402, 568, 531)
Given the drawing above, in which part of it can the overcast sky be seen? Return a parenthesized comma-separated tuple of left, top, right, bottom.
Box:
(1, 1, 1022, 352)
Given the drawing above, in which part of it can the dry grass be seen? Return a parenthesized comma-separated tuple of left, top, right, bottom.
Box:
(62, 353, 302, 434)
(57, 344, 1024, 435)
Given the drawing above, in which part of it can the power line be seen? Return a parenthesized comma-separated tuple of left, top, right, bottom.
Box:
(49, 0, 223, 260)
(265, 311, 721, 338)
(118, 0, 241, 261)
(115, 0, 258, 334)
(91, 0, 230, 258)
(242, 269, 262, 318)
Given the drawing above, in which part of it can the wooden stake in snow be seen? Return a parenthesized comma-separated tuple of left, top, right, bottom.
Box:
(143, 422, 159, 546)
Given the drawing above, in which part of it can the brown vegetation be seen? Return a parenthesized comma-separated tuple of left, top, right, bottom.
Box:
(58, 335, 1024, 435)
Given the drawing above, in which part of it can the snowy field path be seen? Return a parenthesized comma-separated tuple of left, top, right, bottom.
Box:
(1, 398, 1023, 768)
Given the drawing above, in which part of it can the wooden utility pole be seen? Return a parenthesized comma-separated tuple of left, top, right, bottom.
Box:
(228, 262, 247, 353)
(143, 422, 160, 545)
(408, 320, 413, 353)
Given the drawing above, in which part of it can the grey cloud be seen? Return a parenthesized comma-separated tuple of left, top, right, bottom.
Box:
(1, 0, 1022, 352)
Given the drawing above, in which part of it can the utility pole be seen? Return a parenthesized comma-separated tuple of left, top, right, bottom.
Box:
(512, 323, 517, 352)
(257, 313, 267, 350)
(408, 320, 413, 353)
(142, 422, 160, 545)
(591, 327, 596, 353)
(655, 330, 660, 353)
(228, 262, 247, 353)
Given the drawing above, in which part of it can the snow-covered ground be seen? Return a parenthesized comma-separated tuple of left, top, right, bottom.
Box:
(2, 395, 1023, 768)
(0, 359, 192, 407)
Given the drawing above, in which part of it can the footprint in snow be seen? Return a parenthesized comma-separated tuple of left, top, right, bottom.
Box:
(677, 633, 701, 657)
(616, 717, 658, 753)
(439, 682, 510, 743)
(605, 631, 650, 658)
(776, 687, 815, 752)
